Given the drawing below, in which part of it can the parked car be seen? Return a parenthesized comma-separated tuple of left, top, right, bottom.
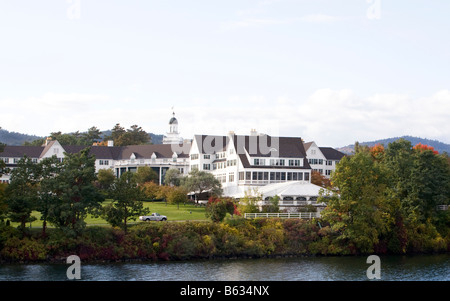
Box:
(139, 213, 167, 221)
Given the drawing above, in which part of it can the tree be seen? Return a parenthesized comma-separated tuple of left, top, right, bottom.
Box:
(141, 181, 161, 200)
(164, 168, 182, 186)
(320, 150, 392, 254)
(205, 197, 227, 222)
(5, 156, 39, 231)
(0, 183, 8, 222)
(413, 143, 439, 155)
(134, 166, 158, 185)
(102, 172, 149, 232)
(182, 169, 222, 201)
(37, 156, 63, 237)
(311, 170, 332, 188)
(82, 126, 102, 145)
(47, 148, 104, 235)
(166, 186, 188, 209)
(105, 124, 151, 146)
(206, 197, 238, 222)
(0, 143, 7, 177)
(97, 168, 116, 191)
(261, 195, 280, 213)
(238, 190, 261, 214)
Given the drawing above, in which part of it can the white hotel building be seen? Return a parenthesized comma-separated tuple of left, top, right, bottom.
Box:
(0, 113, 345, 210)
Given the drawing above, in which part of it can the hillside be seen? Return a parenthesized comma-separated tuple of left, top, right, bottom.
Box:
(0, 128, 44, 146)
(0, 128, 164, 146)
(337, 136, 450, 154)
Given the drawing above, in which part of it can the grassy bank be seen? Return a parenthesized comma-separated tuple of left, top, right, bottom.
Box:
(10, 201, 208, 228)
(1, 217, 448, 263)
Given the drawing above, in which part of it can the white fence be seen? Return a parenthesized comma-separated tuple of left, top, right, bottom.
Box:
(244, 212, 319, 219)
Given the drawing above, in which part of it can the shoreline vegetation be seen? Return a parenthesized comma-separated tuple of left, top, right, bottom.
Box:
(0, 216, 449, 264)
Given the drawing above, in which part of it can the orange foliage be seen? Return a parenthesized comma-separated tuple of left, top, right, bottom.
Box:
(413, 143, 439, 155)
(370, 143, 385, 159)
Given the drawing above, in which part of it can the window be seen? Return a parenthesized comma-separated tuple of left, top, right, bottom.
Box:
(203, 164, 210, 170)
(239, 172, 244, 181)
(270, 159, 285, 166)
(227, 159, 236, 167)
(298, 172, 303, 180)
(190, 154, 199, 160)
(246, 172, 251, 180)
(254, 158, 260, 166)
(292, 172, 298, 180)
(289, 159, 301, 166)
(326, 160, 333, 166)
(305, 172, 310, 181)
(204, 154, 210, 159)
(2, 158, 8, 163)
(326, 170, 332, 176)
(308, 159, 319, 165)
(191, 164, 198, 170)
(318, 159, 323, 165)
(229, 173, 235, 182)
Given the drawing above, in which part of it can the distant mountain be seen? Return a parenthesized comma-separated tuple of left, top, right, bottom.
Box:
(0, 128, 44, 146)
(337, 136, 450, 155)
(0, 128, 164, 146)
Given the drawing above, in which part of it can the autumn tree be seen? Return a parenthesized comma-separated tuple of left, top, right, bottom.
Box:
(413, 143, 439, 155)
(320, 149, 392, 254)
(166, 186, 188, 209)
(311, 170, 332, 188)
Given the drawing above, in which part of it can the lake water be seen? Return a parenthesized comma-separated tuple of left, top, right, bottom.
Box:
(0, 254, 448, 281)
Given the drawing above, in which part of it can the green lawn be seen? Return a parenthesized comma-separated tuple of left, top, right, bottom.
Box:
(11, 201, 208, 228)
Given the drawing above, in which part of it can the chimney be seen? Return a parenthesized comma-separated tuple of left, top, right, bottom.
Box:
(107, 140, 114, 147)
(44, 137, 52, 146)
(250, 129, 257, 136)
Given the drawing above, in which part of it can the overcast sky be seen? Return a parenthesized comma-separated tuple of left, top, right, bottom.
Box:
(1, 0, 450, 147)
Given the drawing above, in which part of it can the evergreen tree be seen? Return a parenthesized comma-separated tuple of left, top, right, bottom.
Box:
(102, 172, 149, 232)
(47, 148, 103, 236)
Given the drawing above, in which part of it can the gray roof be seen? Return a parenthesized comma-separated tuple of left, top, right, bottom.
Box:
(0, 145, 44, 158)
(319, 147, 345, 160)
(0, 142, 189, 160)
